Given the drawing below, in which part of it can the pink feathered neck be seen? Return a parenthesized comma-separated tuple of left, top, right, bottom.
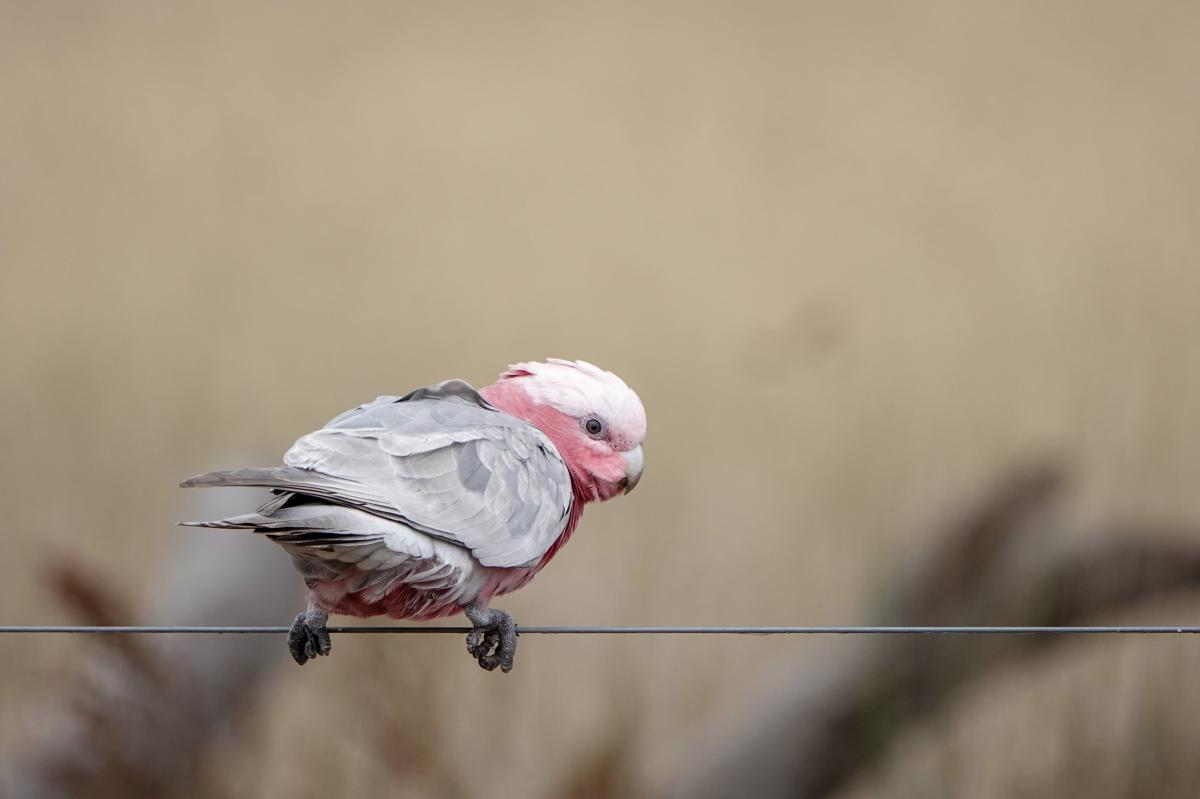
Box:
(479, 378, 602, 567)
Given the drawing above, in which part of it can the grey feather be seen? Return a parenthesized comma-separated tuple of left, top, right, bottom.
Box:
(181, 379, 574, 569)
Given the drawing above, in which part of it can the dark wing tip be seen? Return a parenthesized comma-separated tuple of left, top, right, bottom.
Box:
(180, 471, 225, 488)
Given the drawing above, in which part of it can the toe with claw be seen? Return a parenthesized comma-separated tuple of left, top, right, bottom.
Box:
(288, 606, 332, 665)
(464, 603, 518, 673)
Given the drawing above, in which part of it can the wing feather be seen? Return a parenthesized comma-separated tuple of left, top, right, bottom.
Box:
(183, 380, 574, 568)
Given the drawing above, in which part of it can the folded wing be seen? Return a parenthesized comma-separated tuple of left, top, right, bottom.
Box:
(182, 380, 574, 569)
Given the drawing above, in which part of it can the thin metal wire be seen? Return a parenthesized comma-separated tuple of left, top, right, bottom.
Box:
(1, 625, 1200, 635)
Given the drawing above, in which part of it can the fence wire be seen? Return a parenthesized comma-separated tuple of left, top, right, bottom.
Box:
(2, 625, 1200, 635)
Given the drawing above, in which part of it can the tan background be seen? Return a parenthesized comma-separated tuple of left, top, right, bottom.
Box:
(2, 2, 1199, 797)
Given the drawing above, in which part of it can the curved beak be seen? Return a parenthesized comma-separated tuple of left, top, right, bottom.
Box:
(620, 445, 644, 494)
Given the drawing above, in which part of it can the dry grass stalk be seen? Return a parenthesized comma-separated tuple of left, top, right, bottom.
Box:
(673, 465, 1200, 799)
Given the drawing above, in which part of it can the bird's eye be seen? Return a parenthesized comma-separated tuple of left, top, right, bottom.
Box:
(583, 417, 605, 438)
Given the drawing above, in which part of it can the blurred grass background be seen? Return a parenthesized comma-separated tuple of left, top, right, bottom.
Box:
(2, 2, 1199, 797)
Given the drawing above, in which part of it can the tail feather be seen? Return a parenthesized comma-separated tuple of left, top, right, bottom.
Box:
(180, 501, 388, 550)
(179, 467, 317, 490)
(182, 510, 384, 547)
(179, 510, 278, 530)
(179, 467, 368, 507)
(180, 466, 404, 527)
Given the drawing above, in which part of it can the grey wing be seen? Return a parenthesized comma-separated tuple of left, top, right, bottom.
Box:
(184, 380, 574, 569)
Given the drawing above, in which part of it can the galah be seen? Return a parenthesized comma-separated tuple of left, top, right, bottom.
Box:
(181, 359, 646, 673)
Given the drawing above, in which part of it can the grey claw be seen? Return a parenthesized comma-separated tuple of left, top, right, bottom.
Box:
(463, 604, 518, 674)
(288, 613, 310, 665)
(314, 624, 332, 657)
(288, 607, 331, 666)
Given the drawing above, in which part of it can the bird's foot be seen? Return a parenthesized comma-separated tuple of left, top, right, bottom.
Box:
(464, 604, 518, 673)
(288, 606, 332, 665)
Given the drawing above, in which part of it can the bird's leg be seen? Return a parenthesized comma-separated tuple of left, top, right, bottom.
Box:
(464, 603, 518, 673)
(287, 603, 332, 665)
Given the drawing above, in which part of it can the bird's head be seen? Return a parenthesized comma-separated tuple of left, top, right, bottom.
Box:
(480, 359, 646, 503)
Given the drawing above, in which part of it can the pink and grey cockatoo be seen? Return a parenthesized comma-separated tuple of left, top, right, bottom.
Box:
(181, 359, 646, 672)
